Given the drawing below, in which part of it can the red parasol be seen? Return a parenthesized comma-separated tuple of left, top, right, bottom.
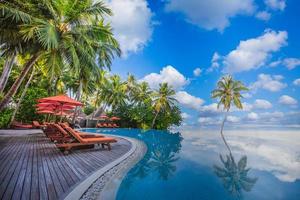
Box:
(110, 116, 121, 120)
(37, 95, 82, 122)
(37, 110, 54, 114)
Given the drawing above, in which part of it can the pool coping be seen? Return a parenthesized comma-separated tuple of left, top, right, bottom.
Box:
(63, 134, 146, 200)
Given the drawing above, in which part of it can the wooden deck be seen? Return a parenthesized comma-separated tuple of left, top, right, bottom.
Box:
(0, 132, 131, 200)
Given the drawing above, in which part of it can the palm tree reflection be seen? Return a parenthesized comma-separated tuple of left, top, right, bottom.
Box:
(214, 154, 258, 199)
(122, 130, 182, 187)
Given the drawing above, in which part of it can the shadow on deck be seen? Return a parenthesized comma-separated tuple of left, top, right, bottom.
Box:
(0, 132, 131, 200)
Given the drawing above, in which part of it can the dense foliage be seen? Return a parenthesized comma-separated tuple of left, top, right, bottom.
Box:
(0, 0, 182, 129)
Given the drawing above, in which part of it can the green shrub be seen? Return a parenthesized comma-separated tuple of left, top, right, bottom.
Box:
(16, 87, 48, 123)
(0, 108, 13, 128)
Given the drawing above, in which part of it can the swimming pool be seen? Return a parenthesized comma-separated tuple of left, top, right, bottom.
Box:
(82, 128, 300, 200)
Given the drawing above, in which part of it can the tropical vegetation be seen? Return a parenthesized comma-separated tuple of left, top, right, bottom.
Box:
(0, 0, 182, 130)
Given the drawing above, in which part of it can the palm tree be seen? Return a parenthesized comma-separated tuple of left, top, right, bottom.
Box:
(0, 0, 120, 112)
(132, 82, 153, 106)
(211, 75, 248, 155)
(214, 155, 257, 198)
(151, 83, 177, 128)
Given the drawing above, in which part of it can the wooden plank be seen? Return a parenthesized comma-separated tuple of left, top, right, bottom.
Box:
(30, 136, 40, 200)
(11, 136, 32, 200)
(37, 136, 49, 200)
(0, 137, 28, 199)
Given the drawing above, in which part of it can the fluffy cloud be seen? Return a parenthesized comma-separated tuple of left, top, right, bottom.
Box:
(227, 115, 240, 123)
(198, 117, 219, 125)
(223, 30, 288, 73)
(283, 58, 300, 70)
(141, 65, 189, 90)
(293, 79, 300, 86)
(193, 68, 202, 76)
(279, 95, 298, 105)
(250, 73, 287, 92)
(269, 58, 300, 69)
(247, 112, 259, 120)
(207, 52, 221, 72)
(165, 0, 255, 32)
(175, 91, 204, 110)
(264, 0, 286, 11)
(107, 0, 154, 56)
(253, 99, 272, 109)
(255, 11, 271, 21)
(181, 112, 191, 119)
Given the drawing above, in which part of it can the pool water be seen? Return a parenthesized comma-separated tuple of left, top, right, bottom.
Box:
(81, 128, 300, 200)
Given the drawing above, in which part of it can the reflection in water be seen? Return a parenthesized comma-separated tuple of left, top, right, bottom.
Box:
(214, 154, 258, 199)
(214, 130, 258, 199)
(123, 130, 183, 186)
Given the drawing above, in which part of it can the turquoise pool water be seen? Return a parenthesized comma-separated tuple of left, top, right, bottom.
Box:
(81, 128, 300, 200)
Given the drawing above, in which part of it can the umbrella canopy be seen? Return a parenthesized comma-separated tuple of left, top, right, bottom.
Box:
(37, 95, 82, 122)
(37, 110, 54, 114)
(54, 111, 70, 116)
(110, 116, 121, 120)
(98, 115, 108, 119)
(38, 95, 83, 106)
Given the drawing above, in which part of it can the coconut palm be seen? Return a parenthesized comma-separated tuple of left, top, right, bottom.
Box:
(132, 82, 153, 106)
(151, 83, 177, 128)
(214, 155, 258, 198)
(0, 0, 120, 112)
(211, 75, 248, 155)
(104, 75, 127, 111)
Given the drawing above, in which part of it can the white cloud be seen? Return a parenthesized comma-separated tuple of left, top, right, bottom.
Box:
(283, 58, 300, 70)
(267, 58, 300, 70)
(141, 65, 189, 90)
(193, 68, 202, 76)
(107, 0, 154, 56)
(181, 112, 191, 119)
(279, 95, 298, 105)
(227, 115, 240, 123)
(165, 0, 255, 32)
(254, 99, 273, 109)
(198, 117, 219, 125)
(255, 11, 271, 21)
(250, 73, 287, 92)
(293, 79, 300, 86)
(247, 112, 259, 120)
(223, 30, 288, 73)
(207, 52, 221, 72)
(264, 0, 286, 11)
(175, 91, 204, 110)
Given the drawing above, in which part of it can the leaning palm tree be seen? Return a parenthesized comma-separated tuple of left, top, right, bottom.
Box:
(151, 83, 177, 128)
(211, 75, 248, 155)
(0, 0, 120, 112)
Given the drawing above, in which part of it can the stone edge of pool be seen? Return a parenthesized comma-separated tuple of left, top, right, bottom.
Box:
(63, 134, 147, 200)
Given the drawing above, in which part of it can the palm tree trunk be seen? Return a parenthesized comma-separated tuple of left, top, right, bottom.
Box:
(0, 52, 16, 93)
(220, 109, 232, 156)
(151, 110, 159, 129)
(9, 67, 35, 127)
(0, 53, 40, 112)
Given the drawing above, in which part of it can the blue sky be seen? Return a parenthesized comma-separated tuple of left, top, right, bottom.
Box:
(106, 0, 300, 128)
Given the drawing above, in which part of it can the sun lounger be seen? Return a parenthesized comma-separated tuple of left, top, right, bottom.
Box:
(32, 121, 46, 129)
(56, 126, 117, 154)
(11, 121, 33, 129)
(112, 123, 119, 128)
(57, 124, 104, 138)
(96, 123, 103, 128)
(107, 123, 113, 128)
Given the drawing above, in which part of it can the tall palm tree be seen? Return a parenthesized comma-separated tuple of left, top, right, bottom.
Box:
(0, 0, 120, 112)
(151, 83, 177, 128)
(211, 75, 248, 155)
(132, 82, 152, 106)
